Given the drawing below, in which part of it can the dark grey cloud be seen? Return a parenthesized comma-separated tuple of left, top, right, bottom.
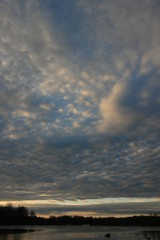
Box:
(1, 136, 159, 202)
(0, 0, 160, 216)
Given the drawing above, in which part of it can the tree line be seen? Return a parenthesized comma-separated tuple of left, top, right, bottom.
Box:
(0, 204, 160, 226)
(0, 204, 35, 217)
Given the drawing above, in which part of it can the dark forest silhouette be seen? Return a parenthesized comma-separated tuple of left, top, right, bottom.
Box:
(0, 204, 160, 226)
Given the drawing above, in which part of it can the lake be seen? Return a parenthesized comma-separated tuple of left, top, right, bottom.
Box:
(0, 226, 160, 240)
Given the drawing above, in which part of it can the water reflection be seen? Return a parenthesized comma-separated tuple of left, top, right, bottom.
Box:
(0, 230, 36, 240)
(0, 235, 23, 240)
(0, 227, 160, 240)
(143, 230, 160, 240)
(0, 233, 35, 240)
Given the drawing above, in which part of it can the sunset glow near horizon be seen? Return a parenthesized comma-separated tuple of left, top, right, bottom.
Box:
(0, 0, 160, 217)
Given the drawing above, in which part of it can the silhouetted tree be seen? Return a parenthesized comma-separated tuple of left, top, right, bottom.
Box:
(30, 210, 36, 217)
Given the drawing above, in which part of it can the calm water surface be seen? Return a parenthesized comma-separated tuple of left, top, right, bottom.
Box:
(0, 226, 160, 240)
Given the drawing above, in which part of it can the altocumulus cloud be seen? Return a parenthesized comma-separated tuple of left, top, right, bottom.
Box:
(0, 0, 160, 216)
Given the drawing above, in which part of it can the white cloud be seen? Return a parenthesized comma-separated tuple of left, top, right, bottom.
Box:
(98, 82, 135, 134)
(73, 121, 81, 128)
(140, 47, 160, 75)
(40, 104, 51, 111)
(12, 110, 36, 119)
(81, 71, 90, 80)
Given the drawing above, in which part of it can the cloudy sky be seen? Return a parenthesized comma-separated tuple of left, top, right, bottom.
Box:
(0, 0, 160, 217)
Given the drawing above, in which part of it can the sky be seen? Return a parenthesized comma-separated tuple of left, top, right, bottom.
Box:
(0, 0, 160, 217)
